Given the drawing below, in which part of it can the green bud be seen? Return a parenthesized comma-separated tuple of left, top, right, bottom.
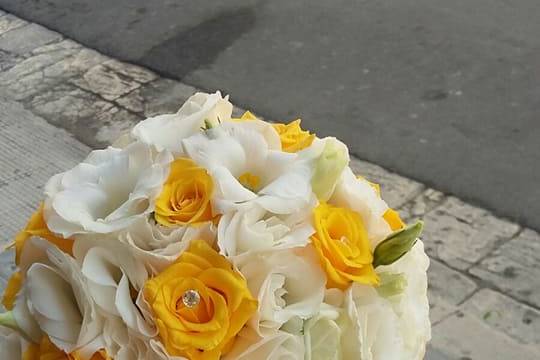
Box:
(0, 311, 19, 331)
(373, 220, 423, 267)
(376, 272, 408, 298)
(311, 139, 349, 201)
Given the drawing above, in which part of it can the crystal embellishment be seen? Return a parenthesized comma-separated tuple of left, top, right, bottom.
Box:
(182, 289, 201, 308)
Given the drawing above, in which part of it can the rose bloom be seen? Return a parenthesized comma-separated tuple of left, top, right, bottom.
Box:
(144, 240, 257, 360)
(272, 120, 315, 153)
(154, 158, 214, 227)
(311, 202, 378, 290)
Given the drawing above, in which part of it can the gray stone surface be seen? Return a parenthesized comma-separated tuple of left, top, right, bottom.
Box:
(116, 78, 198, 116)
(0, 39, 106, 100)
(423, 196, 520, 270)
(0, 13, 26, 35)
(427, 259, 478, 325)
(0, 22, 60, 55)
(27, 83, 142, 148)
(461, 289, 540, 347)
(470, 229, 540, 309)
(0, 95, 89, 244)
(429, 311, 539, 360)
(399, 188, 445, 223)
(71, 60, 157, 101)
(349, 158, 423, 209)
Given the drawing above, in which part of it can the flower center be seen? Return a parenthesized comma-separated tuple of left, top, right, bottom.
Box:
(182, 289, 201, 308)
(238, 172, 261, 192)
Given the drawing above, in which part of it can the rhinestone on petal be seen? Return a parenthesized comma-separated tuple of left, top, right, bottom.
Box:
(182, 289, 201, 308)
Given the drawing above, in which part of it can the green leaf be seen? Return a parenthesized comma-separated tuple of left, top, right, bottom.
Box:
(373, 220, 423, 267)
(0, 311, 18, 331)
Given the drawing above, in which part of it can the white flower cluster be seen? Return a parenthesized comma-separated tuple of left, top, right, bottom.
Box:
(0, 92, 430, 360)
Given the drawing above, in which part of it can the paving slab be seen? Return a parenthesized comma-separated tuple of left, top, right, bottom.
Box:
(429, 311, 539, 360)
(27, 83, 141, 148)
(116, 78, 199, 116)
(0, 22, 60, 55)
(0, 95, 89, 244)
(0, 13, 26, 35)
(422, 196, 520, 270)
(349, 158, 423, 209)
(470, 229, 540, 309)
(461, 288, 540, 347)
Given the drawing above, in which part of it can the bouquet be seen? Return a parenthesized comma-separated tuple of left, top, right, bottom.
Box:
(0, 92, 430, 360)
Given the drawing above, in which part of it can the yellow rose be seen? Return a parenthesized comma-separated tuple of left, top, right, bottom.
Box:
(14, 203, 73, 265)
(273, 119, 315, 152)
(311, 202, 378, 290)
(23, 336, 110, 360)
(144, 240, 257, 360)
(155, 158, 214, 227)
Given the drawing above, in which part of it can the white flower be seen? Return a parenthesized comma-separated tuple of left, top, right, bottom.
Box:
(330, 167, 392, 245)
(119, 217, 216, 275)
(73, 237, 156, 338)
(182, 121, 313, 214)
(132, 91, 233, 154)
(23, 239, 104, 354)
(225, 327, 304, 360)
(44, 141, 172, 237)
(217, 203, 314, 260)
(303, 303, 344, 360)
(344, 241, 431, 360)
(238, 247, 325, 336)
(0, 326, 29, 359)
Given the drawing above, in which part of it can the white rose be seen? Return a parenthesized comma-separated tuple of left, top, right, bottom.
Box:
(344, 241, 431, 360)
(44, 141, 172, 237)
(23, 239, 104, 354)
(238, 247, 325, 336)
(120, 217, 216, 275)
(330, 167, 392, 245)
(217, 203, 314, 260)
(225, 328, 304, 360)
(183, 122, 313, 214)
(132, 91, 233, 154)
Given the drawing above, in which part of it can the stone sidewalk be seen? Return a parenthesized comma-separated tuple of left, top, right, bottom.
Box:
(0, 10, 538, 359)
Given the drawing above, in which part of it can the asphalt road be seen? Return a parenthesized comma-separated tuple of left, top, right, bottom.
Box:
(1, 0, 539, 230)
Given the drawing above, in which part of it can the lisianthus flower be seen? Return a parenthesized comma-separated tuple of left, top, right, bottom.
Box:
(303, 303, 345, 360)
(182, 122, 313, 215)
(0, 326, 28, 359)
(237, 247, 325, 336)
(344, 241, 431, 360)
(217, 203, 315, 260)
(44, 142, 172, 237)
(21, 239, 104, 354)
(132, 91, 233, 154)
(311, 202, 379, 290)
(154, 157, 214, 227)
(331, 167, 393, 245)
(224, 327, 304, 360)
(73, 237, 155, 338)
(143, 240, 257, 360)
(120, 216, 216, 275)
